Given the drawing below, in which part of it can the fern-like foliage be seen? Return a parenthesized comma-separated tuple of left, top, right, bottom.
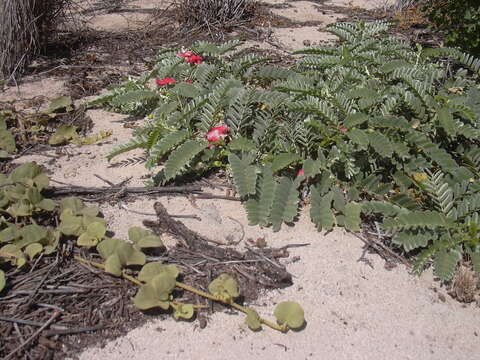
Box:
(93, 24, 480, 281)
(164, 140, 207, 181)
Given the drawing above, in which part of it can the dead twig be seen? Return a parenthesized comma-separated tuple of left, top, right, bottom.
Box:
(3, 311, 61, 360)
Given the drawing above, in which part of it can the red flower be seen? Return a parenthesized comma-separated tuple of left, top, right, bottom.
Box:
(297, 169, 305, 177)
(156, 77, 176, 86)
(184, 79, 193, 83)
(177, 50, 203, 65)
(177, 50, 194, 58)
(206, 125, 229, 142)
(186, 54, 203, 65)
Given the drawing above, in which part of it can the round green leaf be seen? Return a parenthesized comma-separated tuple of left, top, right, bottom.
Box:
(25, 243, 43, 260)
(133, 272, 176, 310)
(0, 244, 26, 268)
(77, 233, 98, 248)
(135, 235, 164, 249)
(0, 225, 22, 243)
(60, 197, 85, 214)
(0, 270, 5, 292)
(128, 227, 151, 243)
(133, 283, 170, 310)
(274, 301, 305, 329)
(208, 274, 240, 301)
(48, 125, 78, 145)
(86, 221, 106, 239)
(58, 213, 83, 236)
(81, 205, 100, 218)
(97, 238, 119, 259)
(245, 309, 262, 331)
(104, 254, 123, 276)
(138, 262, 179, 283)
(172, 303, 194, 320)
(151, 272, 176, 301)
(116, 242, 146, 266)
(26, 187, 43, 204)
(38, 199, 55, 212)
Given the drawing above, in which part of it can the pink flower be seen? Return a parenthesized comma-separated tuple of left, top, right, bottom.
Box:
(156, 77, 176, 86)
(186, 54, 203, 65)
(206, 125, 229, 142)
(297, 169, 305, 177)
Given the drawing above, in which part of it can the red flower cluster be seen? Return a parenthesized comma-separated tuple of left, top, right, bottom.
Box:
(156, 77, 176, 86)
(177, 50, 203, 65)
(296, 169, 305, 177)
(206, 125, 229, 143)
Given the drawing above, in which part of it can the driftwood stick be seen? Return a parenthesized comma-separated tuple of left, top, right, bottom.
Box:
(45, 185, 203, 197)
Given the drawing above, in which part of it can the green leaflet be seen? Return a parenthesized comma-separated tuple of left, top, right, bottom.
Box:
(228, 153, 257, 198)
(146, 130, 189, 169)
(367, 132, 393, 157)
(344, 113, 368, 128)
(382, 211, 454, 231)
(228, 137, 257, 152)
(111, 90, 159, 106)
(163, 140, 207, 181)
(344, 202, 362, 232)
(346, 129, 369, 149)
(363, 201, 406, 217)
(437, 107, 456, 136)
(245, 165, 276, 226)
(106, 135, 148, 161)
(268, 177, 300, 232)
(310, 187, 335, 231)
(472, 252, 480, 273)
(392, 231, 433, 252)
(434, 249, 461, 281)
(271, 153, 301, 173)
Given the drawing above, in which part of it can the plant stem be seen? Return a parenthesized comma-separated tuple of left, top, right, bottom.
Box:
(175, 282, 285, 332)
(74, 256, 286, 332)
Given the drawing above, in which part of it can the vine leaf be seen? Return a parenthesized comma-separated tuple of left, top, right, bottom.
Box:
(138, 262, 179, 283)
(208, 274, 240, 302)
(128, 227, 164, 249)
(133, 272, 176, 310)
(274, 301, 305, 330)
(245, 308, 262, 331)
(97, 238, 146, 276)
(172, 303, 195, 320)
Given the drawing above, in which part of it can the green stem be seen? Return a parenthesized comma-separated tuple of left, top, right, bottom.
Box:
(175, 282, 285, 332)
(75, 256, 285, 332)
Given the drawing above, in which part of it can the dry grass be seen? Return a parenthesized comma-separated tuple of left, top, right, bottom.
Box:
(452, 266, 478, 303)
(174, 0, 257, 30)
(0, 0, 73, 81)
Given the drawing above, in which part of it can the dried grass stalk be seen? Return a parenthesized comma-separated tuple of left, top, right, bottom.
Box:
(0, 0, 71, 80)
(174, 0, 256, 29)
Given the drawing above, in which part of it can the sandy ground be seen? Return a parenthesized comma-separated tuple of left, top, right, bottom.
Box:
(2, 0, 480, 359)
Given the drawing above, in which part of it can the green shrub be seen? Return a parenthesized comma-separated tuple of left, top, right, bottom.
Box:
(422, 0, 480, 56)
(93, 21, 480, 281)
